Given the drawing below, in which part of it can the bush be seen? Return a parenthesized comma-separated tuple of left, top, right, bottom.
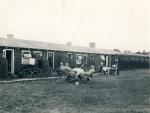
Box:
(15, 57, 52, 78)
(0, 54, 8, 78)
(16, 66, 43, 78)
(32, 54, 43, 68)
(40, 58, 51, 76)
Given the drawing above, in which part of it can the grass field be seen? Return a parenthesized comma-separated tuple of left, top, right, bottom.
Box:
(0, 69, 150, 113)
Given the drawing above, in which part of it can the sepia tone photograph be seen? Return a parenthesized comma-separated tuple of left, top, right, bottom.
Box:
(0, 0, 150, 113)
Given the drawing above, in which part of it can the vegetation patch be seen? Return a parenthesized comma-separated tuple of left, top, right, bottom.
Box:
(0, 69, 150, 113)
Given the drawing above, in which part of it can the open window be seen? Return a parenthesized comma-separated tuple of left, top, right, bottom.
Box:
(22, 50, 32, 58)
(100, 55, 105, 61)
(76, 54, 83, 65)
(33, 51, 42, 56)
(67, 53, 73, 59)
(22, 50, 35, 65)
(77, 54, 83, 60)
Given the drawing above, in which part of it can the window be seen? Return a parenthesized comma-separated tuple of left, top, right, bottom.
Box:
(83, 54, 88, 64)
(33, 51, 42, 56)
(76, 54, 83, 64)
(22, 50, 32, 58)
(76, 54, 83, 60)
(22, 50, 32, 65)
(83, 54, 88, 57)
(115, 56, 118, 62)
(91, 55, 95, 60)
(135, 57, 139, 61)
(100, 55, 105, 61)
(131, 56, 138, 61)
(140, 57, 144, 61)
(67, 53, 73, 59)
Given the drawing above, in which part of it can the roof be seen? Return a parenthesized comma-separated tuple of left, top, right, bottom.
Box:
(0, 38, 115, 54)
(114, 51, 149, 57)
(0, 37, 149, 57)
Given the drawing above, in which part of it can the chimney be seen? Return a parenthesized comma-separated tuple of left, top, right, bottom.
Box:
(66, 42, 72, 46)
(7, 34, 14, 39)
(89, 42, 96, 48)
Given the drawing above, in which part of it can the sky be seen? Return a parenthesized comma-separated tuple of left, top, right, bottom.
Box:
(0, 0, 149, 52)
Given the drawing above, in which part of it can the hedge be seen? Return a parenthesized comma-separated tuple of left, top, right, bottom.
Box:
(0, 53, 8, 78)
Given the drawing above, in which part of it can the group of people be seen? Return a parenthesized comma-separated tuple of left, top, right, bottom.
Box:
(59, 62, 119, 85)
(59, 62, 96, 85)
(102, 63, 119, 76)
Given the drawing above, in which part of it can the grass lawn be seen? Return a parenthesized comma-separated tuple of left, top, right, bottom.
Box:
(0, 69, 150, 113)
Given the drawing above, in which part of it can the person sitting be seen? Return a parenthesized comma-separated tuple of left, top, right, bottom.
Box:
(88, 65, 96, 74)
(60, 62, 65, 71)
(57, 62, 66, 75)
(84, 65, 95, 77)
(65, 69, 79, 85)
(59, 62, 71, 74)
(58, 62, 71, 76)
(62, 63, 79, 85)
(64, 62, 71, 71)
(78, 65, 96, 81)
(72, 68, 84, 76)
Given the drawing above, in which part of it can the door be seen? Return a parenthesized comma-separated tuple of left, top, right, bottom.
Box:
(47, 52, 54, 69)
(67, 53, 74, 68)
(3, 49, 14, 74)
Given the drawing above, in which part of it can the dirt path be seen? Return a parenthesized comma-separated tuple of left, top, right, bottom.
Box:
(0, 76, 64, 83)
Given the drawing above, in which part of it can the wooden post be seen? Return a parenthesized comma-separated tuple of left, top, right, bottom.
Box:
(106, 56, 109, 66)
(109, 55, 112, 67)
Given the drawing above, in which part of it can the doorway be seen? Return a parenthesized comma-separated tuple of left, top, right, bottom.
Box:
(67, 53, 74, 68)
(3, 49, 14, 74)
(47, 52, 54, 69)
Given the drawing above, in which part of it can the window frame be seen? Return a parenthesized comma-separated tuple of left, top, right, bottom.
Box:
(100, 55, 105, 61)
(67, 53, 73, 59)
(33, 51, 42, 56)
(21, 50, 32, 65)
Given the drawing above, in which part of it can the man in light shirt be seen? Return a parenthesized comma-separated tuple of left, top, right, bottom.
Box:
(59, 62, 65, 71)
(64, 62, 71, 71)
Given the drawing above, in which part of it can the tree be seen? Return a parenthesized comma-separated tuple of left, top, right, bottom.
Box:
(114, 49, 121, 52)
(136, 51, 141, 54)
